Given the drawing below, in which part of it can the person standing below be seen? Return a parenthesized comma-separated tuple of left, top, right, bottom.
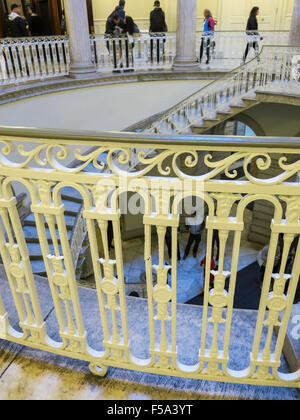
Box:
(165, 227, 181, 262)
(200, 253, 216, 290)
(7, 4, 28, 38)
(199, 9, 216, 65)
(28, 6, 44, 36)
(183, 213, 205, 259)
(242, 7, 263, 63)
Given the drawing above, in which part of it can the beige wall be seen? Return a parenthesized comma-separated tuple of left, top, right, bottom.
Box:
(92, 0, 295, 34)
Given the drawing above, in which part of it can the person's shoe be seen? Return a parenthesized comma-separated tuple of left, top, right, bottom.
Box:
(206, 59, 209, 64)
(183, 254, 188, 261)
(193, 252, 197, 258)
(199, 288, 204, 295)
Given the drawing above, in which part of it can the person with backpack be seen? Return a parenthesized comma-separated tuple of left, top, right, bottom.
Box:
(149, 1, 168, 64)
(7, 3, 28, 38)
(199, 9, 216, 65)
(242, 7, 263, 64)
(150, 1, 167, 33)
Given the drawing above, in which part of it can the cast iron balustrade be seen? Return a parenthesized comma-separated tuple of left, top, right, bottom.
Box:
(0, 126, 299, 388)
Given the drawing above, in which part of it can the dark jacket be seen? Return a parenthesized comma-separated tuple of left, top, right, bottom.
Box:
(150, 8, 167, 33)
(7, 13, 28, 37)
(105, 16, 124, 36)
(246, 16, 258, 32)
(28, 14, 44, 36)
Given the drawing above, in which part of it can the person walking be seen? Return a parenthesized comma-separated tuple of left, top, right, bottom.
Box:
(242, 7, 263, 63)
(7, 3, 28, 38)
(199, 9, 216, 65)
(28, 6, 44, 36)
(165, 227, 181, 262)
(183, 213, 205, 259)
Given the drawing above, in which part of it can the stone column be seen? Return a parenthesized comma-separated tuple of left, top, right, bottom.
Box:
(289, 0, 300, 46)
(64, 0, 96, 78)
(173, 0, 198, 70)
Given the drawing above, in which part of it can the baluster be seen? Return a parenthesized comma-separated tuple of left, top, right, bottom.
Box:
(37, 42, 47, 78)
(0, 46, 9, 84)
(0, 180, 46, 343)
(44, 41, 54, 76)
(51, 40, 60, 76)
(32, 181, 87, 353)
(63, 38, 70, 73)
(199, 194, 240, 376)
(144, 214, 178, 371)
(30, 42, 41, 78)
(84, 185, 130, 364)
(23, 43, 34, 80)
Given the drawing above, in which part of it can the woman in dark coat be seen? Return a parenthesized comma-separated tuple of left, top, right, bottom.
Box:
(242, 7, 262, 63)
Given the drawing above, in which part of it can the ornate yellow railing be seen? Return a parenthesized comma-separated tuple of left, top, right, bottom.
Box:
(0, 126, 299, 388)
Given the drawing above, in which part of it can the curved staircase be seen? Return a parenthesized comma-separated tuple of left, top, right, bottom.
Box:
(144, 45, 300, 135)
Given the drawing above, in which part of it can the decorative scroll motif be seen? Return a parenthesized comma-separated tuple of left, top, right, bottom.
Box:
(1, 140, 300, 187)
(0, 132, 299, 390)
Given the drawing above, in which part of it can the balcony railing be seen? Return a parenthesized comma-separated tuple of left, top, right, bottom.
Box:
(0, 31, 290, 86)
(0, 36, 69, 86)
(0, 126, 299, 388)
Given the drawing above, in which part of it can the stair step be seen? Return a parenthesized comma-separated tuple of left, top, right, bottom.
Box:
(248, 231, 270, 245)
(60, 194, 83, 205)
(23, 225, 72, 244)
(249, 223, 271, 236)
(30, 260, 47, 275)
(24, 213, 75, 230)
(27, 242, 63, 259)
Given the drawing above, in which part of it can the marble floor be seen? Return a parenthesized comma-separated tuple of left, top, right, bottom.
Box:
(79, 208, 261, 304)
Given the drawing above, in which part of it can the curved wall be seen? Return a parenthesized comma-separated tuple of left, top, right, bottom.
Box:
(0, 80, 209, 132)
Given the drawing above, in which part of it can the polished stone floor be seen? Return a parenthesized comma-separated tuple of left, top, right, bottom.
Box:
(0, 265, 299, 400)
(79, 208, 261, 304)
(0, 207, 299, 400)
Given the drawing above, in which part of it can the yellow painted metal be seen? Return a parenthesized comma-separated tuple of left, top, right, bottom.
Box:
(0, 128, 299, 389)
